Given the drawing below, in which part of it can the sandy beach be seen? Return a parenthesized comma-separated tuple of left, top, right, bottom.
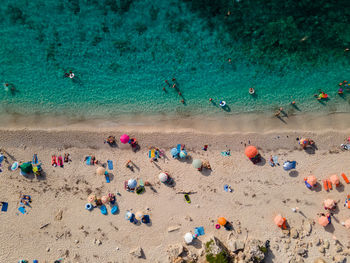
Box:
(1, 115, 350, 263)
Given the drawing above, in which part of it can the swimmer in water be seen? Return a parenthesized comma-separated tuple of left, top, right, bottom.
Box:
(181, 99, 184, 104)
(3, 83, 9, 92)
(249, 87, 255, 94)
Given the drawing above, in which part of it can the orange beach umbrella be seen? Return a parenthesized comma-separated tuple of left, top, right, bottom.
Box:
(218, 217, 227, 226)
(245, 146, 258, 158)
(318, 216, 329, 227)
(306, 175, 317, 186)
(274, 215, 285, 227)
(324, 199, 336, 209)
(330, 174, 340, 185)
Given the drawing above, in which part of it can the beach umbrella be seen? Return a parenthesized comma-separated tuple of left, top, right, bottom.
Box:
(179, 150, 187, 158)
(171, 148, 179, 157)
(318, 216, 329, 227)
(245, 146, 258, 158)
(184, 233, 193, 244)
(96, 167, 106, 176)
(344, 219, 350, 229)
(274, 215, 284, 227)
(135, 211, 144, 220)
(20, 162, 33, 174)
(87, 194, 96, 203)
(125, 211, 132, 220)
(159, 172, 168, 183)
(299, 138, 308, 145)
(11, 162, 19, 171)
(192, 159, 202, 169)
(120, 134, 130, 144)
(283, 161, 296, 171)
(306, 175, 317, 186)
(330, 174, 340, 185)
(128, 179, 137, 189)
(101, 195, 109, 204)
(324, 199, 336, 209)
(218, 217, 227, 226)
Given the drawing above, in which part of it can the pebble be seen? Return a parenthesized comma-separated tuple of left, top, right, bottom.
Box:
(74, 240, 79, 244)
(333, 255, 346, 263)
(323, 240, 330, 249)
(46, 247, 50, 252)
(116, 247, 119, 251)
(335, 245, 342, 252)
(196, 204, 200, 208)
(314, 238, 321, 246)
(290, 228, 299, 239)
(296, 247, 307, 257)
(184, 215, 192, 221)
(318, 247, 325, 253)
(167, 225, 181, 232)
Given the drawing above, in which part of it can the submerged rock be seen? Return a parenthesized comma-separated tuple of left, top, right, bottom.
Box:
(241, 239, 266, 263)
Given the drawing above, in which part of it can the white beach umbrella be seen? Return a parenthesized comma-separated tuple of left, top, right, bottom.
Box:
(128, 179, 137, 189)
(184, 233, 193, 244)
(159, 172, 168, 183)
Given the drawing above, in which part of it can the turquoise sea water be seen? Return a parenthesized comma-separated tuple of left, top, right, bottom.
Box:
(1, 0, 350, 119)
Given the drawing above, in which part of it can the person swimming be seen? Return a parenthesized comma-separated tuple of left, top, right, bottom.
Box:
(219, 101, 226, 107)
(64, 71, 75, 79)
(249, 87, 255, 95)
(3, 83, 9, 92)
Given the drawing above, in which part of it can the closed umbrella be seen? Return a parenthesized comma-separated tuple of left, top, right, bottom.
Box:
(96, 167, 106, 176)
(318, 216, 329, 227)
(245, 146, 258, 158)
(330, 175, 340, 185)
(192, 159, 202, 169)
(306, 175, 317, 186)
(120, 134, 130, 144)
(87, 194, 96, 203)
(101, 195, 109, 204)
(128, 179, 137, 189)
(135, 211, 144, 220)
(159, 172, 168, 183)
(324, 199, 336, 209)
(171, 148, 179, 157)
(283, 161, 296, 171)
(344, 219, 350, 229)
(179, 150, 187, 158)
(184, 233, 193, 244)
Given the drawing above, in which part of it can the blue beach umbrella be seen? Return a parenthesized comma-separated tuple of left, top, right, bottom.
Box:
(179, 150, 187, 158)
(171, 148, 179, 158)
(283, 161, 296, 171)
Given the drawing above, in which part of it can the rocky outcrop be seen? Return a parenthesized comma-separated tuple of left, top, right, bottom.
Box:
(205, 236, 230, 263)
(226, 233, 245, 253)
(166, 243, 186, 261)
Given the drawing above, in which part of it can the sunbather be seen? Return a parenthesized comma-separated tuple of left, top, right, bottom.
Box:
(64, 153, 70, 162)
(104, 136, 116, 146)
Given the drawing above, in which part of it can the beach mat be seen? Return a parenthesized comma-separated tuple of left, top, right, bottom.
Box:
(1, 202, 8, 212)
(194, 226, 205, 236)
(18, 207, 26, 214)
(107, 160, 113, 170)
(86, 156, 91, 165)
(105, 175, 110, 183)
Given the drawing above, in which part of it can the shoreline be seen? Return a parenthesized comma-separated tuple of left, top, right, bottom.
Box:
(1, 111, 350, 134)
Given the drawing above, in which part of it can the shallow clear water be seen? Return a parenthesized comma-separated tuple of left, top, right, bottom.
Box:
(0, 0, 350, 119)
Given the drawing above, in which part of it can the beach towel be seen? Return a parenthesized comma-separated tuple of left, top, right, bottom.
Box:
(194, 227, 205, 236)
(0, 154, 4, 163)
(18, 206, 26, 214)
(107, 160, 113, 170)
(221, 151, 231, 156)
(85, 156, 91, 165)
(1, 202, 8, 212)
(105, 174, 110, 183)
(139, 179, 144, 187)
(111, 205, 118, 214)
(32, 154, 38, 165)
(99, 205, 107, 215)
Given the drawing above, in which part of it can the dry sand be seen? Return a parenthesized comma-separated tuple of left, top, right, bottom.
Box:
(1, 115, 350, 262)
